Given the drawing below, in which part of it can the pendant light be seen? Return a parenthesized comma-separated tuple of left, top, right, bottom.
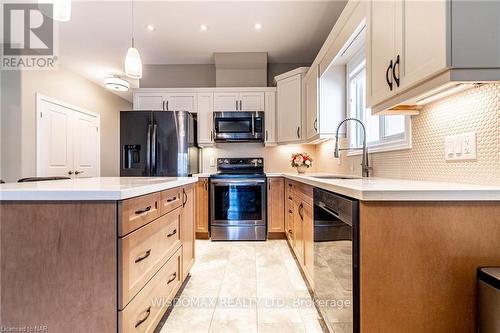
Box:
(125, 0, 143, 79)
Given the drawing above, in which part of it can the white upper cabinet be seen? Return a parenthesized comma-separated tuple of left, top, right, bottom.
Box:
(395, 0, 448, 92)
(133, 92, 166, 110)
(214, 92, 265, 111)
(366, 0, 398, 107)
(367, 0, 500, 113)
(239, 92, 265, 111)
(165, 93, 197, 112)
(275, 68, 308, 143)
(264, 91, 277, 146)
(197, 92, 214, 146)
(305, 65, 319, 140)
(213, 92, 240, 111)
(134, 92, 197, 111)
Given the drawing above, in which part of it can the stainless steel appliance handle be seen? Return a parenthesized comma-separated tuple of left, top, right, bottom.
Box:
(151, 124, 157, 174)
(210, 179, 266, 185)
(146, 124, 152, 174)
(251, 113, 255, 135)
(317, 201, 341, 219)
(235, 100, 238, 110)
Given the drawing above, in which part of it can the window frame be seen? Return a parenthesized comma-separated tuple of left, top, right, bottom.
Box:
(346, 50, 412, 155)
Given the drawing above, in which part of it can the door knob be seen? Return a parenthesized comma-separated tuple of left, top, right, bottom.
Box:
(68, 171, 74, 175)
(74, 170, 84, 175)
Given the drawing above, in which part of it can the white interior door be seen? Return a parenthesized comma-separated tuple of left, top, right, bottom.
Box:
(37, 99, 74, 177)
(73, 111, 100, 178)
(37, 95, 100, 178)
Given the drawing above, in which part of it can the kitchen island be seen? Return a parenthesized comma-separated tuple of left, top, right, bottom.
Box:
(0, 177, 198, 333)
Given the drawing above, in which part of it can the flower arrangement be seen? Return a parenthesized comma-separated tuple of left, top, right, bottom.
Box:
(291, 152, 313, 173)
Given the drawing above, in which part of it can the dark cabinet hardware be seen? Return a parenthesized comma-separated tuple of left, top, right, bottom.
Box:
(134, 306, 151, 328)
(298, 202, 304, 220)
(68, 171, 73, 175)
(288, 209, 293, 214)
(235, 100, 238, 110)
(297, 126, 300, 139)
(265, 130, 268, 141)
(167, 272, 177, 284)
(386, 59, 394, 91)
(314, 119, 318, 132)
(182, 189, 187, 207)
(162, 101, 165, 110)
(134, 249, 151, 263)
(135, 206, 151, 215)
(166, 100, 169, 111)
(167, 229, 177, 237)
(74, 170, 83, 175)
(393, 55, 400, 87)
(166, 196, 178, 203)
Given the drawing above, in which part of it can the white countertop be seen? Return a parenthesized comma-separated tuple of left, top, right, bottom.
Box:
(1, 174, 498, 201)
(0, 177, 198, 201)
(270, 173, 500, 201)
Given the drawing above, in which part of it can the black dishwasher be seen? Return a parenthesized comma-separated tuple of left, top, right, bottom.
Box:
(313, 188, 359, 333)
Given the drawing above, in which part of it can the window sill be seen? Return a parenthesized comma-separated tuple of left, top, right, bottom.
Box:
(346, 139, 412, 156)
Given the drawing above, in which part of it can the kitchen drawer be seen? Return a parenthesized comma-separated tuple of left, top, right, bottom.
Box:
(290, 181, 313, 207)
(119, 207, 182, 309)
(119, 246, 182, 333)
(119, 192, 161, 236)
(160, 187, 182, 215)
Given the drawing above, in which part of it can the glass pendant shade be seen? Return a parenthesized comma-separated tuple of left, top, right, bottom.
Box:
(125, 46, 142, 79)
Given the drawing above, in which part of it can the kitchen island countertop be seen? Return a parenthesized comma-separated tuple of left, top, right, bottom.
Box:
(0, 177, 198, 201)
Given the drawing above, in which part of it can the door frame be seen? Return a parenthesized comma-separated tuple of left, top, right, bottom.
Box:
(36, 93, 101, 177)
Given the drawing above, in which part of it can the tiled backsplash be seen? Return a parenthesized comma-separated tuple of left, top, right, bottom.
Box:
(316, 83, 500, 185)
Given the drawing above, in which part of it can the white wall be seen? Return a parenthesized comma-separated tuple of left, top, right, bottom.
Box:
(0, 67, 131, 182)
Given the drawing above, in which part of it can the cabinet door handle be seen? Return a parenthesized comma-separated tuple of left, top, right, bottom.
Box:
(288, 209, 293, 214)
(235, 100, 238, 110)
(134, 249, 151, 263)
(298, 203, 304, 220)
(205, 181, 208, 191)
(297, 126, 300, 139)
(182, 188, 187, 207)
(166, 100, 169, 111)
(239, 100, 242, 110)
(134, 306, 151, 328)
(167, 229, 177, 237)
(166, 196, 178, 203)
(393, 55, 400, 87)
(162, 101, 165, 111)
(265, 130, 268, 142)
(386, 60, 394, 91)
(167, 272, 177, 284)
(210, 130, 213, 142)
(314, 119, 318, 132)
(135, 206, 151, 215)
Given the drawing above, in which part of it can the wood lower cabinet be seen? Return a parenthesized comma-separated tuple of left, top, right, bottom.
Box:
(285, 179, 314, 287)
(0, 182, 197, 333)
(195, 178, 209, 239)
(181, 184, 195, 278)
(267, 177, 285, 238)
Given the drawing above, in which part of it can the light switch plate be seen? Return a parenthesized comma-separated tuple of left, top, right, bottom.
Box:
(209, 158, 216, 167)
(444, 132, 477, 161)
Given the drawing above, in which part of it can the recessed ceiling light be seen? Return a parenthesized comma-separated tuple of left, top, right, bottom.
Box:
(146, 24, 155, 31)
(104, 77, 130, 92)
(200, 24, 208, 31)
(254, 23, 262, 30)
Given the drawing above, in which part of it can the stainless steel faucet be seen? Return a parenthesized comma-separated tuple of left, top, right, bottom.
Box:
(334, 117, 372, 177)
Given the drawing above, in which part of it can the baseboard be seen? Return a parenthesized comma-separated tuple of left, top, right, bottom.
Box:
(267, 232, 286, 239)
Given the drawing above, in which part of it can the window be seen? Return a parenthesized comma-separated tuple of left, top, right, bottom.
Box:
(346, 51, 411, 153)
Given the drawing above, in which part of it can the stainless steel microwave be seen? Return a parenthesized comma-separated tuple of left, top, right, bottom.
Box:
(213, 111, 264, 142)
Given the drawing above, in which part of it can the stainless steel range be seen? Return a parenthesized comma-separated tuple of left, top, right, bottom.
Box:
(210, 158, 266, 241)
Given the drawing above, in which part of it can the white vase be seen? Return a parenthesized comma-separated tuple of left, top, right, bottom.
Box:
(296, 165, 307, 174)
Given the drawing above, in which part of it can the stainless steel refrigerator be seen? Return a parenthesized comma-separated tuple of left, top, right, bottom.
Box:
(120, 111, 198, 177)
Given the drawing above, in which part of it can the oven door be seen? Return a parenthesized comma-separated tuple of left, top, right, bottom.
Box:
(213, 112, 263, 142)
(210, 178, 266, 226)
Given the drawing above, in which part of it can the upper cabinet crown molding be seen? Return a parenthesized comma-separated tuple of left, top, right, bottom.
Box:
(366, 0, 500, 114)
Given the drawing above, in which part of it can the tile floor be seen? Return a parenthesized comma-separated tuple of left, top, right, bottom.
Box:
(159, 240, 325, 333)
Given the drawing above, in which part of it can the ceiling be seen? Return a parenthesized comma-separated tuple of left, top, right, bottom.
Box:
(58, 1, 347, 100)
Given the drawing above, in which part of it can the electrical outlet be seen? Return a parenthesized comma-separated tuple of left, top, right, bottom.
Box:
(444, 132, 477, 161)
(462, 131, 477, 160)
